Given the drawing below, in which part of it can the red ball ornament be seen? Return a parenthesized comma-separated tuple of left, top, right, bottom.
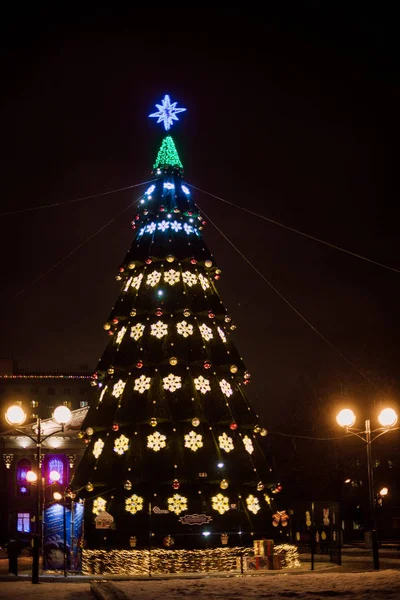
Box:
(243, 379, 250, 385)
(172, 479, 180, 490)
(208, 311, 215, 319)
(131, 224, 136, 230)
(160, 205, 165, 212)
(119, 267, 125, 273)
(230, 422, 238, 430)
(135, 214, 140, 221)
(108, 331, 114, 336)
(191, 258, 197, 265)
(214, 275, 220, 280)
(155, 308, 163, 316)
(202, 220, 207, 225)
(187, 211, 193, 216)
(203, 360, 212, 369)
(136, 360, 143, 368)
(112, 318, 119, 324)
(84, 438, 90, 444)
(145, 258, 152, 265)
(112, 422, 119, 431)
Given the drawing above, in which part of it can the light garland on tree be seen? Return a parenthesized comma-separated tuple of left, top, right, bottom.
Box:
(167, 494, 188, 515)
(131, 273, 143, 290)
(130, 323, 145, 341)
(246, 495, 261, 514)
(194, 375, 211, 394)
(146, 271, 161, 287)
(134, 375, 151, 394)
(164, 269, 180, 285)
(123, 277, 133, 292)
(152, 134, 184, 167)
(199, 323, 213, 341)
(184, 430, 203, 451)
(114, 434, 130, 455)
(274, 544, 301, 569)
(218, 432, 234, 453)
(163, 373, 182, 392)
(198, 274, 210, 290)
(217, 327, 227, 343)
(219, 379, 233, 397)
(150, 321, 168, 338)
(147, 431, 167, 451)
(176, 320, 193, 337)
(92, 497, 107, 515)
(92, 438, 104, 459)
(125, 494, 144, 515)
(116, 326, 127, 345)
(182, 271, 197, 287)
(112, 379, 126, 398)
(242, 435, 254, 454)
(211, 493, 230, 515)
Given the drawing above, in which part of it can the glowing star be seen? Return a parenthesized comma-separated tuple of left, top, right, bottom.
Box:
(198, 274, 210, 291)
(218, 432, 234, 453)
(167, 494, 188, 515)
(163, 182, 175, 190)
(163, 373, 182, 392)
(183, 223, 193, 235)
(92, 497, 107, 515)
(219, 379, 233, 397)
(125, 494, 144, 515)
(242, 435, 254, 454)
(134, 375, 151, 394)
(194, 375, 211, 394)
(170, 220, 182, 232)
(116, 326, 127, 345)
(131, 273, 143, 290)
(182, 271, 197, 287)
(123, 277, 133, 292)
(149, 94, 187, 131)
(199, 323, 213, 341)
(246, 494, 261, 514)
(130, 323, 145, 341)
(98, 386, 107, 404)
(176, 320, 193, 338)
(93, 438, 104, 459)
(211, 493, 230, 515)
(217, 327, 227, 343)
(112, 379, 126, 399)
(150, 321, 168, 339)
(164, 269, 180, 285)
(146, 222, 156, 234)
(147, 431, 167, 451)
(184, 430, 203, 452)
(146, 271, 161, 287)
(181, 185, 190, 195)
(158, 220, 170, 232)
(145, 185, 155, 196)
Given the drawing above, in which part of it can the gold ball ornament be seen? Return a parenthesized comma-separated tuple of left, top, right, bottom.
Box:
(128, 262, 136, 270)
(124, 480, 132, 490)
(115, 275, 122, 281)
(183, 309, 191, 318)
(166, 255, 175, 263)
(260, 428, 268, 437)
(253, 425, 261, 434)
(77, 431, 85, 439)
(257, 481, 265, 491)
(130, 309, 137, 317)
(205, 260, 212, 268)
(169, 357, 178, 366)
(107, 366, 115, 375)
(86, 427, 94, 436)
(191, 417, 200, 427)
(150, 418, 158, 427)
(103, 323, 111, 331)
(85, 482, 94, 492)
(230, 365, 238, 374)
(220, 479, 229, 490)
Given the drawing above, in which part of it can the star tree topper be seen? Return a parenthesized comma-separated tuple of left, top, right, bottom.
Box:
(149, 94, 186, 130)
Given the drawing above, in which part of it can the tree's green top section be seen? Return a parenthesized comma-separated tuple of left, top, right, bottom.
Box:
(153, 136, 183, 170)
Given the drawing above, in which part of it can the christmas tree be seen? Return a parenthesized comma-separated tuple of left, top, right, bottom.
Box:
(72, 97, 278, 548)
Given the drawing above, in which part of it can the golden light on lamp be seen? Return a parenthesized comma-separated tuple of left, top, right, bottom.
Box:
(53, 405, 72, 426)
(5, 404, 26, 426)
(336, 408, 356, 428)
(379, 487, 389, 497)
(377, 408, 398, 428)
(53, 491, 62, 501)
(26, 470, 38, 483)
(49, 470, 61, 482)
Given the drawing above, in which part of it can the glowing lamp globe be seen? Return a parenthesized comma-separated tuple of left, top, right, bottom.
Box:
(378, 408, 398, 428)
(49, 470, 61, 482)
(53, 405, 72, 426)
(336, 408, 356, 428)
(5, 405, 26, 426)
(53, 491, 62, 501)
(26, 471, 38, 483)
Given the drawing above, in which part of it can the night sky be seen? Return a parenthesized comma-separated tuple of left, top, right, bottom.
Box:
(1, 6, 399, 432)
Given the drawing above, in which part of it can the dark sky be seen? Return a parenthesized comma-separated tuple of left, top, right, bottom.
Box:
(1, 6, 399, 430)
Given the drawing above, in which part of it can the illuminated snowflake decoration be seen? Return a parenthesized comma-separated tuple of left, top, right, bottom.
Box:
(92, 497, 107, 515)
(167, 494, 188, 515)
(211, 493, 230, 515)
(164, 269, 180, 285)
(219, 379, 233, 397)
(92, 438, 104, 459)
(146, 271, 161, 287)
(198, 274, 210, 290)
(145, 185, 155, 196)
(246, 494, 261, 515)
(114, 434, 130, 455)
(163, 182, 175, 190)
(131, 273, 143, 290)
(134, 375, 151, 394)
(112, 379, 126, 399)
(170, 220, 182, 232)
(137, 227, 145, 236)
(181, 185, 190, 195)
(184, 430, 203, 452)
(150, 321, 168, 339)
(217, 327, 227, 343)
(130, 323, 145, 341)
(146, 222, 156, 234)
(218, 432, 234, 453)
(125, 494, 144, 515)
(116, 326, 127, 345)
(123, 277, 133, 292)
(98, 386, 107, 404)
(147, 431, 167, 451)
(158, 220, 170, 232)
(149, 94, 187, 131)
(182, 271, 197, 287)
(176, 320, 193, 337)
(199, 323, 213, 341)
(194, 375, 211, 394)
(242, 435, 254, 454)
(183, 223, 193, 235)
(163, 373, 182, 392)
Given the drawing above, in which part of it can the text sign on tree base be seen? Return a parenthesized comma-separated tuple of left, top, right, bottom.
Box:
(178, 514, 213, 525)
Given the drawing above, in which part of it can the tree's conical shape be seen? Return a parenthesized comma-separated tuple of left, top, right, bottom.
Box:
(72, 136, 278, 549)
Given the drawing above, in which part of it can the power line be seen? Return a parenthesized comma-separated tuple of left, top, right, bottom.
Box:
(189, 183, 400, 275)
(0, 180, 153, 218)
(198, 203, 380, 390)
(268, 431, 353, 441)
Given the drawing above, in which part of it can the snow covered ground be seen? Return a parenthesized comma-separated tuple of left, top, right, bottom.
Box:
(0, 582, 91, 600)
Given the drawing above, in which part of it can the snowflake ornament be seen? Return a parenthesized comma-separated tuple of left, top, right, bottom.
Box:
(182, 271, 197, 287)
(114, 434, 130, 455)
(219, 379, 233, 397)
(93, 438, 104, 459)
(123, 277, 133, 292)
(134, 375, 151, 394)
(116, 326, 127, 345)
(167, 494, 188, 515)
(131, 273, 143, 290)
(164, 269, 180, 285)
(149, 94, 187, 131)
(194, 375, 211, 394)
(150, 321, 168, 339)
(147, 431, 167, 451)
(199, 323, 213, 341)
(246, 494, 261, 514)
(130, 323, 145, 341)
(125, 494, 144, 515)
(98, 386, 107, 404)
(211, 493, 230, 515)
(170, 220, 182, 232)
(218, 432, 234, 453)
(146, 271, 162, 287)
(146, 222, 156, 234)
(184, 430, 203, 452)
(112, 379, 126, 399)
(163, 373, 182, 392)
(176, 320, 193, 337)
(242, 435, 254, 454)
(92, 497, 107, 515)
(183, 223, 193, 235)
(217, 327, 227, 343)
(198, 274, 210, 291)
(158, 220, 170, 232)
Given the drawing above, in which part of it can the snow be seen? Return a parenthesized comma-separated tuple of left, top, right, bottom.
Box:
(0, 582, 91, 600)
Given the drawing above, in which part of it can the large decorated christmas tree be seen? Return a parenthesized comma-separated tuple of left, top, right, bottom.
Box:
(72, 96, 278, 548)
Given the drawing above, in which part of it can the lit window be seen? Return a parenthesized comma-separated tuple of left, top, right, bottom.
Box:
(47, 456, 64, 485)
(16, 458, 32, 497)
(17, 513, 30, 533)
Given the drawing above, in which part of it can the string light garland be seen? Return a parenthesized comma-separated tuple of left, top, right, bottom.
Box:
(114, 434, 130, 455)
(134, 375, 151, 394)
(125, 494, 144, 515)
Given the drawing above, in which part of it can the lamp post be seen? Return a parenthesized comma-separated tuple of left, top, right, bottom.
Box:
(5, 404, 72, 584)
(336, 406, 398, 570)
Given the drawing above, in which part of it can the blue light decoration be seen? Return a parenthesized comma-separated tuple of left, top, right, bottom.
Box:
(146, 185, 156, 195)
(181, 185, 190, 195)
(149, 95, 187, 131)
(163, 182, 175, 190)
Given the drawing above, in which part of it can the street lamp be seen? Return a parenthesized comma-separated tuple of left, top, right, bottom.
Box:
(336, 406, 398, 570)
(4, 403, 72, 584)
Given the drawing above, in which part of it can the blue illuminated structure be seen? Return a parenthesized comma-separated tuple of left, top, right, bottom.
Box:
(149, 95, 186, 130)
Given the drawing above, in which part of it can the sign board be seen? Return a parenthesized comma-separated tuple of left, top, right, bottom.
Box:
(178, 513, 212, 526)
